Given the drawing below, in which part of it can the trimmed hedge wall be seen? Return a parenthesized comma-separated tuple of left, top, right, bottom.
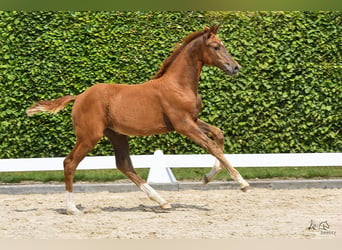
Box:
(0, 11, 341, 158)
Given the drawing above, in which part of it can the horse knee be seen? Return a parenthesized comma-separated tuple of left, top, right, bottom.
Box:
(216, 130, 224, 145)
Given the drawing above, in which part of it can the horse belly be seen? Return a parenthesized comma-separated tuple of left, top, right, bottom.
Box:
(108, 95, 168, 136)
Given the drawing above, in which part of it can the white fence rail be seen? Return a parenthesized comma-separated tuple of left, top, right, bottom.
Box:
(0, 151, 341, 183)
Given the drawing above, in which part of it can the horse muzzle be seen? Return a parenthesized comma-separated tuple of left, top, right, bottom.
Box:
(223, 63, 241, 76)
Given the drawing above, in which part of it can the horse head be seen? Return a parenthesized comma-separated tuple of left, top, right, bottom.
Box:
(202, 25, 241, 76)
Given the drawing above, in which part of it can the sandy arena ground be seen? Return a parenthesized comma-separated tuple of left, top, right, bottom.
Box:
(0, 188, 341, 239)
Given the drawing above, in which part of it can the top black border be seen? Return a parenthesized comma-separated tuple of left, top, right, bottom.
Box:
(0, 0, 341, 11)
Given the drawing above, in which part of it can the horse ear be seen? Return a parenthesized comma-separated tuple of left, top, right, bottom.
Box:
(203, 30, 212, 42)
(211, 24, 221, 34)
(203, 26, 213, 41)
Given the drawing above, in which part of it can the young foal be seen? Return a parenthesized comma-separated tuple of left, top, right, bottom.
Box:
(27, 25, 250, 214)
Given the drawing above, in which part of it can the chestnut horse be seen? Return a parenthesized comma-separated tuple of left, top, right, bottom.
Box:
(27, 25, 250, 214)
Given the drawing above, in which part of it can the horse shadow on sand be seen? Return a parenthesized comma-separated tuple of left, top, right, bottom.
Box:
(101, 203, 211, 213)
(52, 203, 211, 215)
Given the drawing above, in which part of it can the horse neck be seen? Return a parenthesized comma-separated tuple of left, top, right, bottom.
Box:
(161, 40, 204, 93)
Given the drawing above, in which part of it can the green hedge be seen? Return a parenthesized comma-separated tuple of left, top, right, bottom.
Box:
(0, 11, 341, 158)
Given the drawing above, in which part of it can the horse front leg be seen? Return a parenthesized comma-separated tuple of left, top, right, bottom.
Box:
(196, 119, 225, 184)
(176, 119, 250, 191)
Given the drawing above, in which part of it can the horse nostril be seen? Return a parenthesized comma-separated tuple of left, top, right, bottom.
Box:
(234, 65, 240, 72)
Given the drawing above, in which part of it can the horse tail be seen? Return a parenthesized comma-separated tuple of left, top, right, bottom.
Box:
(26, 95, 77, 117)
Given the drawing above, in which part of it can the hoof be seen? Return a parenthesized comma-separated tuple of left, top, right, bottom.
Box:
(203, 175, 210, 184)
(66, 207, 82, 215)
(160, 203, 172, 210)
(241, 185, 252, 192)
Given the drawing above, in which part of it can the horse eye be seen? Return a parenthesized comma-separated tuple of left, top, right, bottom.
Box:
(214, 46, 220, 51)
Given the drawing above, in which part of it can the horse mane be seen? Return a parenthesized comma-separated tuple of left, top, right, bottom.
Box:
(152, 30, 206, 79)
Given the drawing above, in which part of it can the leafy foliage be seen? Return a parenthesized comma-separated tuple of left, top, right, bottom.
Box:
(1, 11, 341, 159)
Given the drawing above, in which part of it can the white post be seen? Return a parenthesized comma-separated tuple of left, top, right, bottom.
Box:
(147, 150, 177, 184)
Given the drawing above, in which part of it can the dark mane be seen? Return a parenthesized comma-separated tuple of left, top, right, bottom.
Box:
(153, 30, 206, 79)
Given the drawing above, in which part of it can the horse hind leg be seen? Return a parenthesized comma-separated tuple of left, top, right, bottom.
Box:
(64, 134, 102, 215)
(105, 129, 171, 209)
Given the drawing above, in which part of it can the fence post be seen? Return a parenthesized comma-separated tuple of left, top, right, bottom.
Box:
(147, 150, 177, 184)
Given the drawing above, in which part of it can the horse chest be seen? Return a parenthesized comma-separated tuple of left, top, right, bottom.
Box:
(163, 91, 201, 121)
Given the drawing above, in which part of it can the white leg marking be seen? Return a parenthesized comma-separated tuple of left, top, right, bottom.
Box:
(205, 159, 223, 182)
(140, 183, 171, 209)
(66, 191, 81, 215)
(236, 174, 250, 189)
(207, 159, 250, 190)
